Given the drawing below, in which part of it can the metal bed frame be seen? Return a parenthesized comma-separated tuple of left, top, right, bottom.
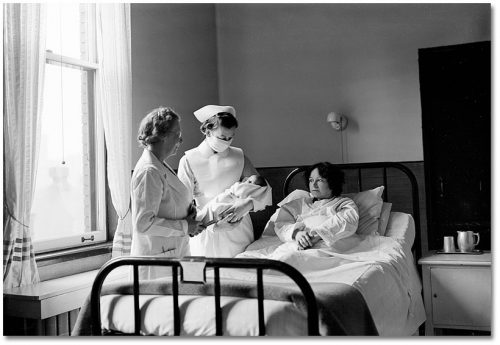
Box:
(283, 162, 421, 260)
(90, 256, 320, 336)
(89, 161, 421, 336)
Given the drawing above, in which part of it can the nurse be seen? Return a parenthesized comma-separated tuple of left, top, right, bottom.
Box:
(130, 107, 205, 279)
(178, 105, 272, 257)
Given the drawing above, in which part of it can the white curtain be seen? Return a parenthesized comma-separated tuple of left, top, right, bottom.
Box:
(95, 4, 133, 257)
(3, 3, 46, 289)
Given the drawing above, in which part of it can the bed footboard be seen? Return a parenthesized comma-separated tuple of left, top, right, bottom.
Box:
(89, 256, 320, 336)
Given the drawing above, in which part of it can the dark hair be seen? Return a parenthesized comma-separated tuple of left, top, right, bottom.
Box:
(304, 162, 345, 197)
(200, 112, 238, 135)
(137, 106, 180, 147)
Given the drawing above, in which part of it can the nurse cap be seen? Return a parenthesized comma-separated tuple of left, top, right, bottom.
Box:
(193, 105, 236, 123)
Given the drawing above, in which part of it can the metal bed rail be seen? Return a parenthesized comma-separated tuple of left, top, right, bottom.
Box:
(283, 162, 421, 260)
(90, 256, 320, 336)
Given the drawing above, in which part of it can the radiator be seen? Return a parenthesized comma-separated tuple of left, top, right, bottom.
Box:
(4, 309, 81, 336)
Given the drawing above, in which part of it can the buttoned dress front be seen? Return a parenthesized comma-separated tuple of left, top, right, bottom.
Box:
(130, 149, 192, 279)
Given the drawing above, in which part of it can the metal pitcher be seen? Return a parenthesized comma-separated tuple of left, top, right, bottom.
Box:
(457, 231, 480, 252)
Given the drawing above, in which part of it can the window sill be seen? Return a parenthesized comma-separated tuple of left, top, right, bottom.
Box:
(36, 242, 113, 281)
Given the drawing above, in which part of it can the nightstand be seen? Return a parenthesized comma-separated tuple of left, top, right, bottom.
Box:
(418, 251, 491, 335)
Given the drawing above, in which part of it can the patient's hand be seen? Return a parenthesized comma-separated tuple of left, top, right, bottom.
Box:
(296, 230, 321, 250)
(295, 230, 313, 250)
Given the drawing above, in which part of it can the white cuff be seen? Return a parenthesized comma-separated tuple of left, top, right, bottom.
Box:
(181, 219, 188, 235)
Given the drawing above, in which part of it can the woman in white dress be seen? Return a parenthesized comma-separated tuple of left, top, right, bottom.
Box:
(130, 107, 205, 279)
(177, 105, 272, 257)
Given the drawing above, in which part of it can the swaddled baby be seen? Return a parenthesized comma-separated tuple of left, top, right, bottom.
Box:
(198, 175, 269, 226)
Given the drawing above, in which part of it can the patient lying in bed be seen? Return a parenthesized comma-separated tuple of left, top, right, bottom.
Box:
(272, 162, 359, 248)
(238, 162, 360, 267)
(275, 195, 359, 248)
(239, 193, 360, 266)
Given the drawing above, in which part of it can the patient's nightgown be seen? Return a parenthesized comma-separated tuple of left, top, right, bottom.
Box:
(275, 196, 359, 246)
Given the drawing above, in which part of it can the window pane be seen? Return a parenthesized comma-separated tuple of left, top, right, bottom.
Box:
(31, 64, 90, 242)
(46, 3, 89, 60)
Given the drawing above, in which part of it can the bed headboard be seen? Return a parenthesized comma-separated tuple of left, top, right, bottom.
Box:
(252, 162, 422, 260)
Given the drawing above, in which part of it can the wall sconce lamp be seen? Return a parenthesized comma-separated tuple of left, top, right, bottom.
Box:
(326, 112, 348, 163)
(326, 112, 348, 131)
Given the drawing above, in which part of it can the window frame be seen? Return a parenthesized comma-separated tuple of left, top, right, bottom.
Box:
(33, 6, 107, 253)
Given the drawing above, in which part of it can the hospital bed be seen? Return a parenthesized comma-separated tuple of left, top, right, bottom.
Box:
(72, 162, 426, 336)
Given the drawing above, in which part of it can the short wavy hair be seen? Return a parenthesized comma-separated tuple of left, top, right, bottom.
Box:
(137, 106, 180, 148)
(304, 162, 345, 197)
(200, 112, 238, 135)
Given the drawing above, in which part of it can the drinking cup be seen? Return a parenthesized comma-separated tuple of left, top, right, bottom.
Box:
(443, 236, 456, 253)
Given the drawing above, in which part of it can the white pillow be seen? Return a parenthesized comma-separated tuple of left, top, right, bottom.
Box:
(384, 212, 415, 253)
(262, 189, 311, 236)
(344, 186, 384, 235)
(277, 189, 310, 207)
(377, 202, 392, 236)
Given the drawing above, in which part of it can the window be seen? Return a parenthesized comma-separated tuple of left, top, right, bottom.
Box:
(31, 3, 106, 252)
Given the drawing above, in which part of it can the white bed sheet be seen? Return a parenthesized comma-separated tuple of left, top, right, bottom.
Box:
(99, 212, 425, 336)
(233, 212, 425, 336)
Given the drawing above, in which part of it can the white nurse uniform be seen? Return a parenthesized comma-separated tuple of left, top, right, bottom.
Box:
(178, 140, 271, 257)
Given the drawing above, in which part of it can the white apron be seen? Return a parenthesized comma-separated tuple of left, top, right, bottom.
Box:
(178, 140, 254, 257)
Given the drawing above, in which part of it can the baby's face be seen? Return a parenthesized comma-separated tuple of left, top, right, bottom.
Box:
(246, 175, 258, 184)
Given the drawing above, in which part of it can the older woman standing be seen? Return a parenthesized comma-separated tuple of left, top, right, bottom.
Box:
(131, 107, 205, 279)
(178, 105, 272, 257)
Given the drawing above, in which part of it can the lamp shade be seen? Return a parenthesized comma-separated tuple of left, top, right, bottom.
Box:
(326, 112, 348, 131)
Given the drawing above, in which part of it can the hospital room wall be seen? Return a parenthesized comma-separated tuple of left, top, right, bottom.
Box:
(215, 3, 490, 167)
(130, 3, 490, 168)
(130, 3, 220, 166)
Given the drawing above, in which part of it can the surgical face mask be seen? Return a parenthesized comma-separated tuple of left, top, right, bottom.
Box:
(206, 135, 232, 153)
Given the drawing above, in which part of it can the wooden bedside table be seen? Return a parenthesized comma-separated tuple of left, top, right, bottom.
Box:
(418, 251, 491, 335)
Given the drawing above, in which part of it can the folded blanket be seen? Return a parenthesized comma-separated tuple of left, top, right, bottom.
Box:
(72, 276, 377, 336)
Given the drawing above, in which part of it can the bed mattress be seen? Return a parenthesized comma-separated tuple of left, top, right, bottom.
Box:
(100, 294, 308, 336)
